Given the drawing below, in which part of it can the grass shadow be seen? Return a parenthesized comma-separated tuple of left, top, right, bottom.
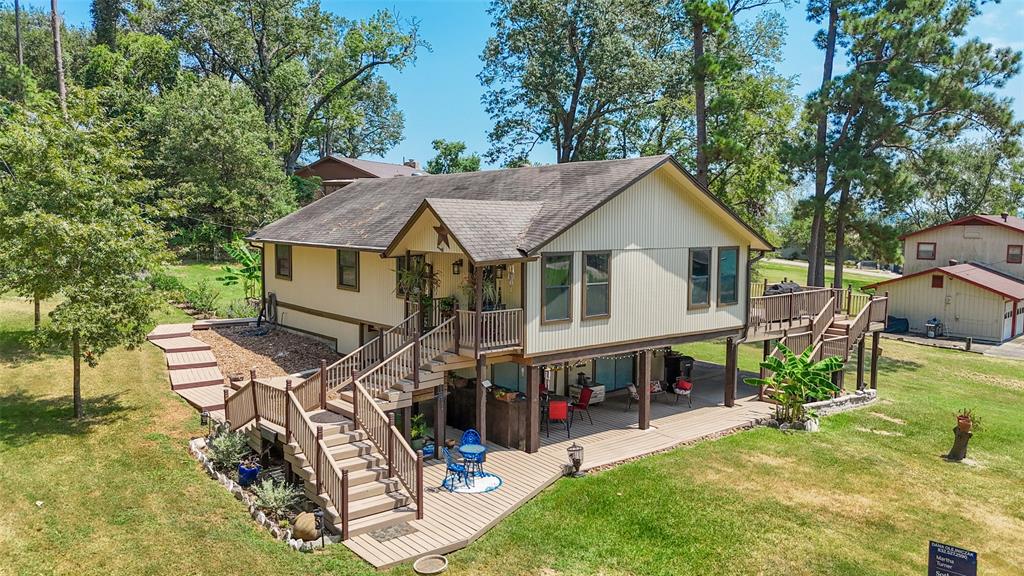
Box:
(0, 329, 65, 367)
(0, 390, 132, 448)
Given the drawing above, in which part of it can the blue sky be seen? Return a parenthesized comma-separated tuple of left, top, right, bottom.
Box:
(21, 0, 1024, 168)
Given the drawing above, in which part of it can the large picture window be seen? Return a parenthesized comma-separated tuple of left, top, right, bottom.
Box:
(275, 244, 292, 280)
(337, 249, 359, 291)
(689, 248, 711, 309)
(717, 247, 739, 305)
(542, 253, 573, 323)
(583, 252, 611, 318)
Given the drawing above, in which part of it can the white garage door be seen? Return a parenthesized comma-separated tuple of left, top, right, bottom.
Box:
(1003, 301, 1014, 341)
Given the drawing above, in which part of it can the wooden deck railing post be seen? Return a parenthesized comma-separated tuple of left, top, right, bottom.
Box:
(250, 371, 260, 426)
(284, 380, 293, 441)
(341, 469, 350, 540)
(319, 359, 327, 410)
(351, 371, 360, 429)
(416, 450, 424, 520)
(315, 426, 323, 493)
(787, 292, 794, 326)
(413, 331, 421, 389)
(223, 388, 231, 424)
(378, 334, 385, 362)
(452, 304, 461, 352)
(386, 413, 395, 477)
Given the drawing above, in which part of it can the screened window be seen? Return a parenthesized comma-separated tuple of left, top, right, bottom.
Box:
(689, 248, 712, 308)
(917, 242, 936, 260)
(583, 252, 611, 318)
(1008, 245, 1022, 264)
(542, 253, 573, 322)
(931, 275, 944, 289)
(275, 244, 292, 280)
(717, 247, 739, 305)
(337, 249, 359, 290)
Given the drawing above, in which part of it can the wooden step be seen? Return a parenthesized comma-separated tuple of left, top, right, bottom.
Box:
(192, 317, 256, 330)
(169, 366, 225, 390)
(335, 453, 385, 473)
(166, 350, 218, 370)
(347, 492, 411, 520)
(175, 385, 228, 411)
(342, 507, 417, 538)
(322, 429, 368, 448)
(326, 399, 354, 418)
(329, 440, 376, 461)
(347, 477, 402, 501)
(147, 323, 194, 340)
(150, 336, 210, 353)
(291, 462, 391, 488)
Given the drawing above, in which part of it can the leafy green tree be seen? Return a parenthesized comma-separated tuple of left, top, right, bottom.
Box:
(479, 0, 667, 164)
(306, 77, 405, 159)
(0, 5, 92, 96)
(0, 90, 168, 419)
(144, 75, 296, 251)
(426, 139, 481, 174)
(158, 0, 421, 172)
(91, 0, 122, 48)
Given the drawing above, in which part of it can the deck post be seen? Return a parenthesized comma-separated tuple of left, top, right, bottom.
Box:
(525, 365, 540, 453)
(452, 304, 461, 352)
(870, 331, 880, 390)
(351, 370, 360, 429)
(413, 330, 421, 389)
(377, 331, 385, 363)
(846, 284, 853, 315)
(319, 359, 327, 410)
(475, 355, 487, 442)
(787, 292, 794, 327)
(638, 350, 651, 430)
(415, 450, 424, 520)
(724, 337, 737, 407)
(223, 388, 230, 423)
(341, 469, 350, 540)
(387, 413, 396, 477)
(284, 380, 292, 442)
(434, 379, 446, 460)
(251, 373, 260, 426)
(315, 426, 323, 493)
(856, 337, 865, 390)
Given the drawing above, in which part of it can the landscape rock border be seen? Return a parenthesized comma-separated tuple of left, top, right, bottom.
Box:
(188, 437, 342, 552)
(804, 388, 877, 416)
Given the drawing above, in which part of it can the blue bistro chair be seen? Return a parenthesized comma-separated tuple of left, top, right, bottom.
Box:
(459, 429, 485, 475)
(442, 447, 471, 491)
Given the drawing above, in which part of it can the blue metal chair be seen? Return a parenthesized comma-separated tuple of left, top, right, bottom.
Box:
(442, 447, 471, 490)
(459, 429, 485, 475)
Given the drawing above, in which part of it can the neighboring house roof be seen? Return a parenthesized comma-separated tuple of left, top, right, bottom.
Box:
(250, 155, 774, 254)
(297, 155, 423, 179)
(899, 214, 1024, 240)
(865, 262, 1024, 301)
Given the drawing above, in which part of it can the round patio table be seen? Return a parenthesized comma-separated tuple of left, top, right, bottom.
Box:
(458, 443, 487, 476)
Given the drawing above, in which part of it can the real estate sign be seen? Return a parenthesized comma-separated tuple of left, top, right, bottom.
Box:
(929, 541, 977, 576)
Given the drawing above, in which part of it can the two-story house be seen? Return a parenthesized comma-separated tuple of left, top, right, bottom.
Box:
(866, 214, 1024, 342)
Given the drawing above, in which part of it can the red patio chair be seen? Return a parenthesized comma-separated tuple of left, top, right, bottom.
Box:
(546, 399, 571, 438)
(673, 377, 693, 408)
(571, 386, 594, 425)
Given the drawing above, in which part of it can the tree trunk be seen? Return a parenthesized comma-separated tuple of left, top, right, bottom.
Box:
(14, 0, 24, 67)
(72, 329, 82, 419)
(808, 0, 839, 287)
(33, 295, 40, 332)
(50, 0, 67, 117)
(693, 17, 708, 188)
(832, 182, 850, 288)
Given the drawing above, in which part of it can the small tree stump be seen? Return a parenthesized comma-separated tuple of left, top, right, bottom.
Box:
(946, 427, 972, 461)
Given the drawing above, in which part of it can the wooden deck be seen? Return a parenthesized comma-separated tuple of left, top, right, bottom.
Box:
(343, 375, 773, 569)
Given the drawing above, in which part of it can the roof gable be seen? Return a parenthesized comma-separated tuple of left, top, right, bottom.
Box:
(866, 262, 1024, 300)
(899, 214, 1024, 240)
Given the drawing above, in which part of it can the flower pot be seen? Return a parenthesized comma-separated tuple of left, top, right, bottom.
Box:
(411, 438, 425, 451)
(238, 463, 262, 487)
(957, 417, 973, 433)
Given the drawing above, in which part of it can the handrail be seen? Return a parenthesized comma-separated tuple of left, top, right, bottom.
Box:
(325, 337, 381, 392)
(352, 380, 423, 519)
(226, 380, 256, 431)
(822, 334, 850, 361)
(811, 297, 835, 342)
(382, 311, 420, 357)
(419, 316, 456, 365)
(457, 308, 524, 351)
(317, 436, 350, 539)
(749, 288, 832, 329)
(358, 341, 417, 398)
(845, 296, 875, 346)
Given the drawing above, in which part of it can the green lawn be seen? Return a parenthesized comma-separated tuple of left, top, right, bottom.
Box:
(166, 261, 248, 317)
(2, 296, 1023, 575)
(755, 259, 885, 293)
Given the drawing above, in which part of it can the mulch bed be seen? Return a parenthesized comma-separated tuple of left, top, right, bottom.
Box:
(193, 325, 343, 380)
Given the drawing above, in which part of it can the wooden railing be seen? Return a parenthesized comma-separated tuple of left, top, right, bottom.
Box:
(869, 295, 888, 324)
(293, 371, 322, 411)
(353, 381, 423, 519)
(317, 433, 350, 539)
(749, 288, 833, 330)
(326, 338, 381, 392)
(822, 335, 850, 361)
(253, 380, 287, 428)
(226, 380, 256, 430)
(286, 390, 318, 465)
(382, 312, 419, 357)
(358, 342, 417, 399)
(419, 316, 456, 364)
(457, 308, 523, 351)
(811, 297, 835, 343)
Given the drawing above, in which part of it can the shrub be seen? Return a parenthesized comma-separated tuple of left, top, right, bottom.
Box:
(208, 430, 249, 470)
(745, 343, 843, 423)
(184, 278, 221, 315)
(149, 272, 185, 299)
(223, 298, 259, 319)
(252, 479, 303, 519)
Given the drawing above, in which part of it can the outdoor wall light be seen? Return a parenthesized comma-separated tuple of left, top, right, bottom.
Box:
(495, 264, 506, 279)
(567, 442, 584, 477)
(452, 259, 464, 275)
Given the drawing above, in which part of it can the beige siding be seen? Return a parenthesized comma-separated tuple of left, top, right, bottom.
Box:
(904, 225, 1024, 278)
(265, 243, 405, 352)
(885, 272, 1007, 342)
(524, 166, 748, 356)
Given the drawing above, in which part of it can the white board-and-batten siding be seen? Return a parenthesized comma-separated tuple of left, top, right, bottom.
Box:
(524, 166, 749, 356)
(884, 272, 1007, 342)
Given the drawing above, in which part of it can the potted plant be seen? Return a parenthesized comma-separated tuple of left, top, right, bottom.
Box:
(410, 413, 428, 451)
(948, 408, 981, 461)
(956, 408, 977, 433)
(745, 344, 843, 427)
(238, 454, 262, 487)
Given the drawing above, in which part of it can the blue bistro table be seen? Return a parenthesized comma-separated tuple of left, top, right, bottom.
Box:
(458, 443, 487, 476)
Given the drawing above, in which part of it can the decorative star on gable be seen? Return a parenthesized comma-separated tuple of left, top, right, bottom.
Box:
(434, 225, 450, 251)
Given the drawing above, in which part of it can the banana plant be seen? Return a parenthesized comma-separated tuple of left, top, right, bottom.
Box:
(745, 343, 844, 423)
(216, 237, 262, 300)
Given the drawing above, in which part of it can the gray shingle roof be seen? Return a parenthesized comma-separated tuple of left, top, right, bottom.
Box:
(251, 155, 671, 252)
(327, 156, 423, 178)
(425, 198, 544, 262)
